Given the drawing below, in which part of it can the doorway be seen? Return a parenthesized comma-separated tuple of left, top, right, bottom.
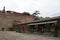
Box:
(2, 28, 4, 31)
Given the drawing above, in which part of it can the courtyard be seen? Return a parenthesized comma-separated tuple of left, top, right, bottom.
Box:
(0, 31, 60, 40)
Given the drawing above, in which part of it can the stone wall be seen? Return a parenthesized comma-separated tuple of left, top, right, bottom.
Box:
(0, 12, 36, 31)
(0, 13, 14, 31)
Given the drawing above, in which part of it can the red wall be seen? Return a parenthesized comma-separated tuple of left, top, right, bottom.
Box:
(57, 20, 60, 31)
(23, 25, 28, 31)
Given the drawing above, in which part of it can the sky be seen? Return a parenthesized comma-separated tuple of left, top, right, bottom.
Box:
(0, 0, 60, 17)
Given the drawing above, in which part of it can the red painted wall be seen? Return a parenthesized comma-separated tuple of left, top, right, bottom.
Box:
(23, 25, 28, 31)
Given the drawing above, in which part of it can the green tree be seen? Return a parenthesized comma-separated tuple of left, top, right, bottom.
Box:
(32, 10, 41, 20)
(32, 10, 40, 16)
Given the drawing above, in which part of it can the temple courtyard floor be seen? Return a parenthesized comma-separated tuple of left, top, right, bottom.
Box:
(0, 31, 60, 40)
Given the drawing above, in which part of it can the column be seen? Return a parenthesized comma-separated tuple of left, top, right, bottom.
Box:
(35, 25, 38, 32)
(54, 23, 58, 37)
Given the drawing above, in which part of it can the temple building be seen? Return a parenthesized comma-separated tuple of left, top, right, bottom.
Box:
(0, 7, 36, 31)
(14, 16, 60, 37)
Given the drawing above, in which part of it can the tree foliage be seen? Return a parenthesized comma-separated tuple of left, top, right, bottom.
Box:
(32, 10, 40, 16)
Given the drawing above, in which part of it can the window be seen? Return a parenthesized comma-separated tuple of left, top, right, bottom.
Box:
(15, 16, 21, 19)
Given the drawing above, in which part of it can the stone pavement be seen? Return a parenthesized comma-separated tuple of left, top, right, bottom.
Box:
(0, 31, 60, 40)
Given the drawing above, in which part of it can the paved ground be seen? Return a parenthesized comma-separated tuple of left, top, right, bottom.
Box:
(0, 31, 60, 40)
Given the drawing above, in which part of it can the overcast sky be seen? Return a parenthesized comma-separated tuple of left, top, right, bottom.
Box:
(0, 0, 60, 17)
